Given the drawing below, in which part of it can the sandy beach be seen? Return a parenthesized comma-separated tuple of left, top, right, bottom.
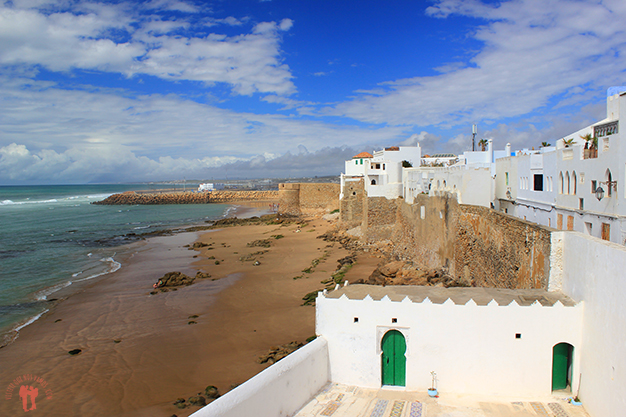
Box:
(0, 205, 376, 416)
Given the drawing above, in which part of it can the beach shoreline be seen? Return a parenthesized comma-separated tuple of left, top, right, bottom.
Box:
(0, 202, 360, 417)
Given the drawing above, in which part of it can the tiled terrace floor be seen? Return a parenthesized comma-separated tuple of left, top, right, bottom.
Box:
(294, 384, 590, 417)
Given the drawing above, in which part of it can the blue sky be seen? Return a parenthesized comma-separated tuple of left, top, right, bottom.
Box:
(0, 0, 624, 184)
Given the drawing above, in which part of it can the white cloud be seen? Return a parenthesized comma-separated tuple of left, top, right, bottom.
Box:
(0, 77, 405, 183)
(0, 2, 295, 96)
(332, 0, 626, 127)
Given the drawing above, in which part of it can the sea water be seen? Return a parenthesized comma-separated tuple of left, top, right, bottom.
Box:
(0, 184, 231, 345)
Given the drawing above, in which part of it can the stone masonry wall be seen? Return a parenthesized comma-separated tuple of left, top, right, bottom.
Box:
(278, 183, 300, 216)
(278, 183, 339, 216)
(365, 194, 551, 289)
(390, 194, 459, 272)
(339, 178, 365, 228)
(455, 205, 551, 289)
(363, 197, 399, 242)
(298, 183, 340, 215)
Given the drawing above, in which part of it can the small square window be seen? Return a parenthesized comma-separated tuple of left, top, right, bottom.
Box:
(515, 333, 522, 339)
(391, 318, 397, 323)
(354, 317, 359, 323)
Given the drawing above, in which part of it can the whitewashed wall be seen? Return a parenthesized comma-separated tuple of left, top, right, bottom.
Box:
(551, 231, 626, 417)
(316, 292, 582, 397)
(190, 337, 329, 417)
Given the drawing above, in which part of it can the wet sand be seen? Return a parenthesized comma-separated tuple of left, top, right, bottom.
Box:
(0, 209, 363, 416)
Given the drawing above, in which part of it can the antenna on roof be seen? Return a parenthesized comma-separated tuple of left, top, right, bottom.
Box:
(472, 124, 477, 152)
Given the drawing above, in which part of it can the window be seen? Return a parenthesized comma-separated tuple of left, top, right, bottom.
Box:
(559, 172, 564, 194)
(579, 198, 584, 210)
(566, 171, 570, 195)
(572, 172, 577, 195)
(591, 180, 597, 193)
(557, 214, 563, 230)
(607, 169, 613, 197)
(602, 223, 610, 241)
(533, 174, 544, 191)
(371, 179, 376, 185)
(567, 215, 574, 231)
(585, 222, 593, 235)
(506, 172, 509, 186)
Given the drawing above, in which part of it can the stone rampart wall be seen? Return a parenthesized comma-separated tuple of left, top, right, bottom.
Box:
(363, 197, 399, 242)
(455, 205, 551, 289)
(360, 193, 552, 289)
(94, 190, 279, 205)
(339, 178, 365, 228)
(278, 183, 339, 216)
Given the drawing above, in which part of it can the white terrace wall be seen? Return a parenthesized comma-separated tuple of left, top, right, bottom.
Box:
(550, 231, 626, 417)
(190, 337, 329, 417)
(316, 292, 582, 398)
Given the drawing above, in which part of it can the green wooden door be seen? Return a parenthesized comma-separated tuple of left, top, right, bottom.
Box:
(552, 343, 572, 390)
(381, 330, 406, 386)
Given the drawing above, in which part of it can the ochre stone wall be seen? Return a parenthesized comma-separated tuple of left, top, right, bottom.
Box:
(359, 193, 552, 290)
(278, 183, 339, 216)
(455, 205, 551, 289)
(339, 178, 365, 228)
(94, 190, 278, 205)
(389, 194, 459, 272)
(298, 183, 340, 214)
(363, 197, 399, 242)
(278, 183, 301, 216)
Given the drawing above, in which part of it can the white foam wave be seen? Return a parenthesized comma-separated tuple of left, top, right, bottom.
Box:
(0, 198, 58, 206)
(34, 281, 72, 301)
(74, 256, 121, 282)
(14, 309, 49, 333)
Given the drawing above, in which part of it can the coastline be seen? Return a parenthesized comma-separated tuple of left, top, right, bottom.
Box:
(0, 202, 356, 416)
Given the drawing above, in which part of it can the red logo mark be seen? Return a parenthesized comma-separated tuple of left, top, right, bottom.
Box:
(5, 375, 52, 413)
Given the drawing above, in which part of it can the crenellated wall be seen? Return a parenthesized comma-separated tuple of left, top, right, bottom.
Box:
(317, 285, 582, 397)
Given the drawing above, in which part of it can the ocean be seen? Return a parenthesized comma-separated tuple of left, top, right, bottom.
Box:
(0, 184, 232, 346)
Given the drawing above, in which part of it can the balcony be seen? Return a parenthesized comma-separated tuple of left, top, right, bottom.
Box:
(593, 121, 618, 137)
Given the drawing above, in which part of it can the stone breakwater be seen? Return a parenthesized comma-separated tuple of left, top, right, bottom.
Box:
(93, 190, 279, 205)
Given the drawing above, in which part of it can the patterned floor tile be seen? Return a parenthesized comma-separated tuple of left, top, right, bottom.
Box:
(336, 393, 345, 401)
(409, 401, 423, 417)
(530, 402, 550, 416)
(320, 401, 341, 416)
(548, 402, 570, 417)
(369, 399, 389, 417)
(389, 400, 405, 417)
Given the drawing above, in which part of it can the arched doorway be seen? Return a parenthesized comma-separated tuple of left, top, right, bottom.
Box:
(552, 343, 573, 391)
(381, 330, 406, 386)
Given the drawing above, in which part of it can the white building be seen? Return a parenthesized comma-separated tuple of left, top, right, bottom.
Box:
(340, 145, 421, 200)
(496, 87, 626, 244)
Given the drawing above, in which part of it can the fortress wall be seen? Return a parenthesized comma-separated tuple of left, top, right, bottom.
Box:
(278, 183, 340, 216)
(455, 205, 552, 289)
(363, 197, 400, 242)
(357, 193, 552, 289)
(298, 183, 340, 215)
(339, 178, 365, 228)
(278, 183, 301, 216)
(389, 194, 459, 272)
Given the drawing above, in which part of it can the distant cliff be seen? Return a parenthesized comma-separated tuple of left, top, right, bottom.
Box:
(93, 190, 279, 205)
